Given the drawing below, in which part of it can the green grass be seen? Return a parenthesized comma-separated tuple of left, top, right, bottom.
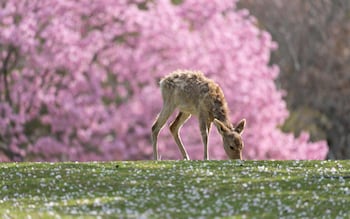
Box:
(1, 160, 350, 218)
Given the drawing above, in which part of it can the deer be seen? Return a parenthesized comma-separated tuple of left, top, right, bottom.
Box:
(151, 70, 246, 160)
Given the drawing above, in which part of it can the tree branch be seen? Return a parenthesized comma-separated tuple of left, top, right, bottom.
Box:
(1, 45, 17, 106)
(0, 142, 22, 161)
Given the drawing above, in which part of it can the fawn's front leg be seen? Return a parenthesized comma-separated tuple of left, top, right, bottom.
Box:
(199, 114, 211, 160)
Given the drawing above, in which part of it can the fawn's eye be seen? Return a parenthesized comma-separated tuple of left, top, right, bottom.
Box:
(229, 146, 234, 150)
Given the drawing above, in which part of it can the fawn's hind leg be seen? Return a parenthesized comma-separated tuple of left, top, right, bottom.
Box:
(151, 103, 175, 160)
(169, 112, 191, 160)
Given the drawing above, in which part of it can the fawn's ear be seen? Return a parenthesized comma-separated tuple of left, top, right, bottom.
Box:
(235, 119, 246, 134)
(213, 119, 230, 134)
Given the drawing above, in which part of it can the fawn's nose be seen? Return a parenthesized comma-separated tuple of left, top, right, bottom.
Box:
(230, 151, 242, 160)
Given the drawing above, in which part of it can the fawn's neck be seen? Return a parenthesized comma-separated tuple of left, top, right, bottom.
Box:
(212, 101, 233, 129)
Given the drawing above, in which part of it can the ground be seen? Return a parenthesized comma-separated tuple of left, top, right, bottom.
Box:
(1, 160, 349, 218)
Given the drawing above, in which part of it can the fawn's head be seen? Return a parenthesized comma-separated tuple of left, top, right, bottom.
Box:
(214, 119, 246, 160)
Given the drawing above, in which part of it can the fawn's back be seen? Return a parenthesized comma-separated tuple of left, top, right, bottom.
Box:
(159, 70, 228, 120)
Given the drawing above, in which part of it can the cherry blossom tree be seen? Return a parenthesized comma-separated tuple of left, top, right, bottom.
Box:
(239, 0, 350, 159)
(0, 0, 328, 161)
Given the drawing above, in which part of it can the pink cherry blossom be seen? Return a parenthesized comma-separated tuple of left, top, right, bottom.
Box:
(0, 0, 328, 161)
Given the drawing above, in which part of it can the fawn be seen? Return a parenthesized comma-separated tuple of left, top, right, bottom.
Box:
(151, 70, 246, 160)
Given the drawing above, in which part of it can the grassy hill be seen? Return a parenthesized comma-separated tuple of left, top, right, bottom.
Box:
(1, 160, 349, 218)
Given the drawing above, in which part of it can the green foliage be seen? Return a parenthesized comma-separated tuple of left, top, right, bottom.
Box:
(282, 107, 331, 141)
(1, 161, 349, 218)
(24, 118, 51, 138)
(171, 0, 184, 5)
